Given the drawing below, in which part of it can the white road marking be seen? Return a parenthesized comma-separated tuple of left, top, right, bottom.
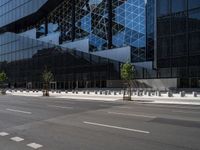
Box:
(48, 105, 74, 109)
(6, 108, 32, 114)
(27, 143, 43, 149)
(117, 106, 132, 109)
(0, 132, 9, 136)
(84, 121, 150, 134)
(172, 110, 200, 114)
(10, 137, 24, 142)
(108, 111, 156, 118)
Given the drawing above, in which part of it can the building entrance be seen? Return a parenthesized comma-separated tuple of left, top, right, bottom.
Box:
(50, 82, 57, 90)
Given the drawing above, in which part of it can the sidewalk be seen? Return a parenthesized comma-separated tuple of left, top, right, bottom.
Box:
(6, 90, 200, 105)
(133, 96, 200, 106)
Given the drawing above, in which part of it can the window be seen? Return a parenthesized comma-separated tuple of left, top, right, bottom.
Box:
(188, 0, 200, 9)
(157, 0, 170, 17)
(172, 0, 186, 13)
(188, 8, 200, 31)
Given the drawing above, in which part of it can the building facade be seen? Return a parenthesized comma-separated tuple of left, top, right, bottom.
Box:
(156, 0, 200, 88)
(0, 0, 200, 89)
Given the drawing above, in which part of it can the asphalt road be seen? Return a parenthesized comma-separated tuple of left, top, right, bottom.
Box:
(0, 95, 200, 150)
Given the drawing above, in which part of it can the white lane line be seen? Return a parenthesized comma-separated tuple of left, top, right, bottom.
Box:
(172, 110, 200, 114)
(48, 105, 74, 109)
(27, 143, 43, 149)
(117, 106, 132, 109)
(0, 132, 9, 136)
(6, 108, 32, 114)
(10, 137, 24, 142)
(84, 121, 150, 134)
(108, 112, 156, 119)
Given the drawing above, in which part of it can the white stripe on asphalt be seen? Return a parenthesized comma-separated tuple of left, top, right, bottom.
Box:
(117, 106, 132, 109)
(108, 112, 156, 118)
(172, 110, 200, 114)
(84, 121, 150, 134)
(6, 109, 32, 114)
(27, 143, 43, 149)
(48, 105, 74, 109)
(10, 137, 24, 142)
(0, 132, 9, 136)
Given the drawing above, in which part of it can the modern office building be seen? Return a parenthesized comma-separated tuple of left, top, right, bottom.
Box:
(0, 0, 200, 89)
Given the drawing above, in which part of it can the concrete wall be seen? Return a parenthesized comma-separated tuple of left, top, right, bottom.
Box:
(107, 78, 177, 90)
(137, 78, 177, 90)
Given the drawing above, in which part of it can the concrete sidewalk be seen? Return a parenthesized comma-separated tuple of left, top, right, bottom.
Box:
(132, 96, 200, 105)
(6, 90, 200, 105)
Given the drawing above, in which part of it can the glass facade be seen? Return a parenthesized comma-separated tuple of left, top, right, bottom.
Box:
(2, 0, 200, 89)
(156, 0, 200, 87)
(22, 0, 147, 62)
(0, 32, 120, 89)
(146, 0, 155, 61)
(0, 0, 48, 28)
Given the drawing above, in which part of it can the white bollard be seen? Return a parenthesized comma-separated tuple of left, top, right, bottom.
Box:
(147, 91, 151, 96)
(179, 91, 185, 97)
(137, 91, 142, 96)
(156, 91, 161, 97)
(104, 91, 108, 95)
(108, 91, 111, 95)
(136, 90, 139, 96)
(167, 91, 173, 97)
(193, 92, 197, 97)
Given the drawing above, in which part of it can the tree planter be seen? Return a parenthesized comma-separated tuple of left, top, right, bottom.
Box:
(123, 96, 132, 101)
(123, 89, 132, 101)
(43, 90, 50, 96)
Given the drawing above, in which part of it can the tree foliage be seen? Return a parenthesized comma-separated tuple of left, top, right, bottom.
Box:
(0, 71, 7, 84)
(42, 68, 54, 84)
(120, 62, 135, 100)
(120, 62, 135, 82)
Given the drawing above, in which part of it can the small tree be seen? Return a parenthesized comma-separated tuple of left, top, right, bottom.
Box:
(42, 67, 54, 96)
(121, 61, 135, 101)
(0, 71, 8, 95)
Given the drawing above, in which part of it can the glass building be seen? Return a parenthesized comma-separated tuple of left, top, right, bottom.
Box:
(156, 0, 200, 88)
(1, 0, 200, 89)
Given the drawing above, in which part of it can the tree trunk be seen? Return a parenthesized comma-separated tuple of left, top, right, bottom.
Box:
(43, 83, 50, 96)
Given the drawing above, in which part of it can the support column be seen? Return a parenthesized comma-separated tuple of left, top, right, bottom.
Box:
(107, 0, 113, 49)
(45, 17, 48, 36)
(71, 0, 76, 41)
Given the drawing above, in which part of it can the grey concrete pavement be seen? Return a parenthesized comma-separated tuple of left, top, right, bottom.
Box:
(0, 95, 200, 150)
